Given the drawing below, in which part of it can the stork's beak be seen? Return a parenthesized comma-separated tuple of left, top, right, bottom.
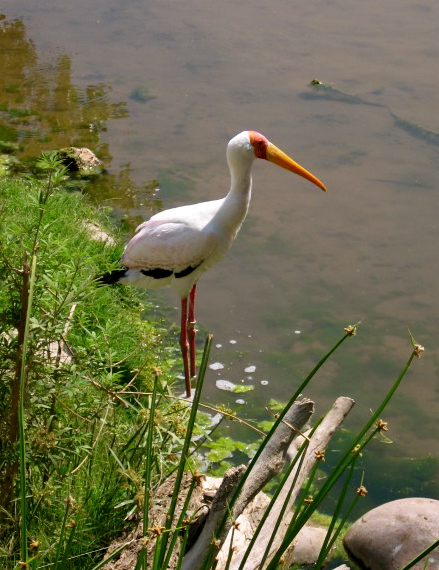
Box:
(266, 142, 327, 192)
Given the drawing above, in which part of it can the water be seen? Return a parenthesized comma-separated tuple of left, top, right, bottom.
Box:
(2, 0, 439, 504)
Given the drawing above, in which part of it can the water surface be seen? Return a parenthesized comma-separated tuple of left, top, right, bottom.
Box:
(2, 0, 439, 499)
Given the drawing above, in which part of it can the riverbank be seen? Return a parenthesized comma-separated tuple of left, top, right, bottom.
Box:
(0, 169, 191, 568)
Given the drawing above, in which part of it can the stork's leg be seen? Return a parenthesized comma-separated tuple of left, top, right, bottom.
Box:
(180, 296, 191, 398)
(188, 284, 197, 379)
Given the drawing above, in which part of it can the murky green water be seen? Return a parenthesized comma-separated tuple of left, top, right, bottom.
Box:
(1, 0, 439, 507)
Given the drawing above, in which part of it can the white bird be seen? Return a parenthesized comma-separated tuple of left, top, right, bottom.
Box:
(100, 130, 326, 397)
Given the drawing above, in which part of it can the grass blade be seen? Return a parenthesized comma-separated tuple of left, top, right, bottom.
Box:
(139, 374, 160, 569)
(398, 538, 439, 570)
(18, 253, 38, 565)
(314, 461, 360, 569)
(89, 540, 136, 570)
(265, 343, 421, 569)
(155, 335, 212, 566)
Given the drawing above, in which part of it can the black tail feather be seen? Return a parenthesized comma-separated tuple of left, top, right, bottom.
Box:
(96, 268, 128, 285)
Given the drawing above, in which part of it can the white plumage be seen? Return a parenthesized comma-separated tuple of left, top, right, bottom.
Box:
(101, 130, 326, 396)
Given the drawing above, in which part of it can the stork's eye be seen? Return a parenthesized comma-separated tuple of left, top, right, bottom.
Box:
(249, 131, 268, 158)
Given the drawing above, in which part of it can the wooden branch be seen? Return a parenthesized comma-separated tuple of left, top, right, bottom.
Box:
(181, 465, 246, 570)
(226, 396, 355, 570)
(229, 398, 315, 524)
(183, 398, 314, 570)
(99, 397, 355, 570)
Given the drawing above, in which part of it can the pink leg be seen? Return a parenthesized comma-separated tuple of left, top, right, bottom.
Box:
(188, 284, 197, 379)
(179, 296, 191, 398)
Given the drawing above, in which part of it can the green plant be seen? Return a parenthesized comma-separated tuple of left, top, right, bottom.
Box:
(90, 325, 425, 570)
(0, 161, 190, 568)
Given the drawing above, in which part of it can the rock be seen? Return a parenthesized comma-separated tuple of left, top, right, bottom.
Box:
(343, 497, 439, 570)
(129, 86, 156, 103)
(57, 147, 102, 176)
(83, 221, 116, 245)
(287, 525, 328, 565)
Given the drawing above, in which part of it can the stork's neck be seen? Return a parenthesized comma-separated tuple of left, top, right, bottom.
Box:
(212, 154, 254, 238)
(226, 153, 253, 203)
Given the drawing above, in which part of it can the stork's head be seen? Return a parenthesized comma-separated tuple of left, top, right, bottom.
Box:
(227, 130, 326, 192)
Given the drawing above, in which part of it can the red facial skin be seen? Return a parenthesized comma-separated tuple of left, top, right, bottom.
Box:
(249, 130, 269, 159)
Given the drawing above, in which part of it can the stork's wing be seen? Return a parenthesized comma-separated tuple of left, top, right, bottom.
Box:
(121, 218, 218, 273)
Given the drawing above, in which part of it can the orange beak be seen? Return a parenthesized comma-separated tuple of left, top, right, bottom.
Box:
(266, 142, 327, 192)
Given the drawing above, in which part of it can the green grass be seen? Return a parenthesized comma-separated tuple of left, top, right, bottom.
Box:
(0, 167, 192, 569)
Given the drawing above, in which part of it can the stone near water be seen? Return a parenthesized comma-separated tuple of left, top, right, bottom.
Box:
(343, 497, 439, 570)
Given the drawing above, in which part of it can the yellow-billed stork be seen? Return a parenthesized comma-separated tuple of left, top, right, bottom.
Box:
(100, 130, 326, 397)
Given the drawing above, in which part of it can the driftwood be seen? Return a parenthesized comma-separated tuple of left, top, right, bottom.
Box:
(182, 398, 315, 570)
(101, 396, 355, 570)
(219, 396, 355, 570)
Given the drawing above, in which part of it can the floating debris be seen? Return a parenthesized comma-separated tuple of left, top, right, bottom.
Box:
(294, 330, 301, 335)
(235, 384, 254, 393)
(229, 339, 237, 345)
(215, 343, 223, 348)
(215, 380, 254, 393)
(216, 380, 236, 392)
(300, 79, 385, 107)
(261, 380, 269, 386)
(235, 399, 246, 405)
(244, 365, 256, 373)
(390, 111, 439, 147)
(209, 362, 224, 371)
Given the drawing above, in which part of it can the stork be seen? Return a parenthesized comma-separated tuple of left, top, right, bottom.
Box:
(100, 130, 326, 397)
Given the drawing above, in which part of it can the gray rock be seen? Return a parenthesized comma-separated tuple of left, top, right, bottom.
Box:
(288, 525, 328, 564)
(343, 497, 439, 570)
